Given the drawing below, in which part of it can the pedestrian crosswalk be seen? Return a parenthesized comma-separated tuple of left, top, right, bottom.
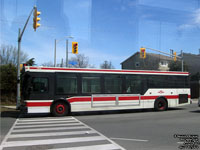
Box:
(0, 117, 125, 150)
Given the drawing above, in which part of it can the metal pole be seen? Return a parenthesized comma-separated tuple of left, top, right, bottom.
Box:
(15, 7, 36, 109)
(181, 50, 184, 72)
(66, 39, 68, 67)
(143, 47, 182, 59)
(16, 28, 21, 109)
(54, 39, 56, 67)
(199, 80, 200, 103)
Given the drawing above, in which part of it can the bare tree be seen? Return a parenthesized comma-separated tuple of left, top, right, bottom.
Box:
(41, 61, 54, 67)
(100, 60, 115, 69)
(0, 44, 28, 66)
(69, 54, 89, 68)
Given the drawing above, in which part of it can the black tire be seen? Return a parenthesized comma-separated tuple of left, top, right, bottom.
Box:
(154, 98, 168, 111)
(51, 102, 69, 117)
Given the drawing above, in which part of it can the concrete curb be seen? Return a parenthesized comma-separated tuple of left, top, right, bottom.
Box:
(1, 106, 16, 109)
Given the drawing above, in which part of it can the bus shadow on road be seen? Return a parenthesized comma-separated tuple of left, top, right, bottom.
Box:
(72, 108, 184, 116)
(167, 108, 186, 111)
(0, 111, 51, 118)
(190, 110, 200, 113)
(0, 108, 186, 118)
(0, 111, 20, 118)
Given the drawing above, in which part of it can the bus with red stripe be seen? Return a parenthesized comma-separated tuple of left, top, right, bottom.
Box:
(21, 66, 190, 116)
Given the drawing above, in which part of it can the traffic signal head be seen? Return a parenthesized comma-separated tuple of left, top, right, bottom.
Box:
(173, 52, 177, 61)
(72, 42, 78, 54)
(140, 48, 146, 59)
(33, 7, 41, 31)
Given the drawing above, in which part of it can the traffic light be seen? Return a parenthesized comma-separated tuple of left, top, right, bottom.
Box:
(173, 52, 177, 61)
(33, 7, 41, 31)
(140, 48, 146, 59)
(72, 42, 78, 54)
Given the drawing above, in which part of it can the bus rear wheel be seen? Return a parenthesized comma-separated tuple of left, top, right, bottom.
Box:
(154, 98, 168, 111)
(51, 102, 69, 117)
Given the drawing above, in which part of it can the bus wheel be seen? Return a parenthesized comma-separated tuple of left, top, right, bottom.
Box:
(52, 102, 68, 117)
(154, 98, 168, 111)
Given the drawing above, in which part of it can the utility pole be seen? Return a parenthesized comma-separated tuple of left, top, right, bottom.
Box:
(54, 36, 73, 68)
(181, 50, 184, 72)
(54, 39, 57, 67)
(199, 80, 200, 105)
(66, 39, 68, 67)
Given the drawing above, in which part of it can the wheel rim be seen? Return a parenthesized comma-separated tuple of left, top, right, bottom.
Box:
(56, 104, 65, 114)
(158, 101, 165, 110)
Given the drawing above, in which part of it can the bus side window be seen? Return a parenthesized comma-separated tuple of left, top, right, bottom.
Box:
(104, 75, 122, 94)
(125, 75, 142, 94)
(56, 73, 78, 94)
(32, 78, 48, 93)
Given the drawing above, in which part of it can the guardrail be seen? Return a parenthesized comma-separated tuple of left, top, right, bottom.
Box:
(91, 94, 141, 108)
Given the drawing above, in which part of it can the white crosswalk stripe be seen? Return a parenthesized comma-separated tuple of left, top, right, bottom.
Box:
(0, 116, 125, 150)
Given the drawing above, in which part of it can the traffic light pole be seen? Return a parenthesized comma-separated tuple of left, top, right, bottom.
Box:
(66, 39, 68, 67)
(181, 50, 184, 72)
(17, 28, 21, 109)
(54, 39, 57, 67)
(16, 7, 35, 109)
(142, 47, 184, 72)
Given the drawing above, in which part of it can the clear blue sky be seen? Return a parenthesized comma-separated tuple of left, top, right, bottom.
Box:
(1, 0, 200, 68)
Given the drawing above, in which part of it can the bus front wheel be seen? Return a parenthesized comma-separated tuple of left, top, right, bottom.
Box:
(51, 101, 69, 117)
(154, 98, 168, 111)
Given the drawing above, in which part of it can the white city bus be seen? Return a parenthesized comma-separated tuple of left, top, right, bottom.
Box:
(21, 66, 190, 116)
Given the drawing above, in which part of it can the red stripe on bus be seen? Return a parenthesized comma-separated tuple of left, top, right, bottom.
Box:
(26, 95, 190, 107)
(118, 96, 140, 100)
(67, 97, 91, 103)
(93, 97, 116, 101)
(28, 67, 189, 75)
(68, 95, 183, 103)
(26, 102, 52, 107)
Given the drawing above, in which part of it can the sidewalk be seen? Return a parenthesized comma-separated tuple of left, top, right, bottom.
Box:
(1, 106, 16, 109)
(192, 98, 199, 104)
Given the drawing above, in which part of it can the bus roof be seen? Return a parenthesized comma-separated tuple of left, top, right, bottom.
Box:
(25, 66, 189, 76)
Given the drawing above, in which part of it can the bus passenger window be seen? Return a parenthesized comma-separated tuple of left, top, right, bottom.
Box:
(126, 75, 142, 94)
(82, 77, 100, 93)
(56, 74, 77, 94)
(104, 75, 122, 93)
(32, 78, 48, 93)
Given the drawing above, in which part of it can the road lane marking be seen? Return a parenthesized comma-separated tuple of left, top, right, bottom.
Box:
(17, 117, 74, 122)
(49, 144, 120, 150)
(73, 117, 126, 150)
(3, 136, 105, 147)
(14, 122, 81, 128)
(0, 118, 18, 150)
(9, 130, 96, 138)
(110, 137, 149, 142)
(16, 120, 77, 125)
(1, 116, 125, 150)
(12, 126, 88, 133)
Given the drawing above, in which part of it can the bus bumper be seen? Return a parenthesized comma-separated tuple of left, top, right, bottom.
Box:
(20, 104, 28, 114)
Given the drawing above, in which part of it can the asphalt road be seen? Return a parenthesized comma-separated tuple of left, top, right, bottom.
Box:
(0, 102, 199, 150)
(75, 102, 200, 150)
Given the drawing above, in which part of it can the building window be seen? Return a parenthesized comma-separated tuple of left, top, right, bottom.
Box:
(160, 61, 168, 66)
(135, 62, 140, 67)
